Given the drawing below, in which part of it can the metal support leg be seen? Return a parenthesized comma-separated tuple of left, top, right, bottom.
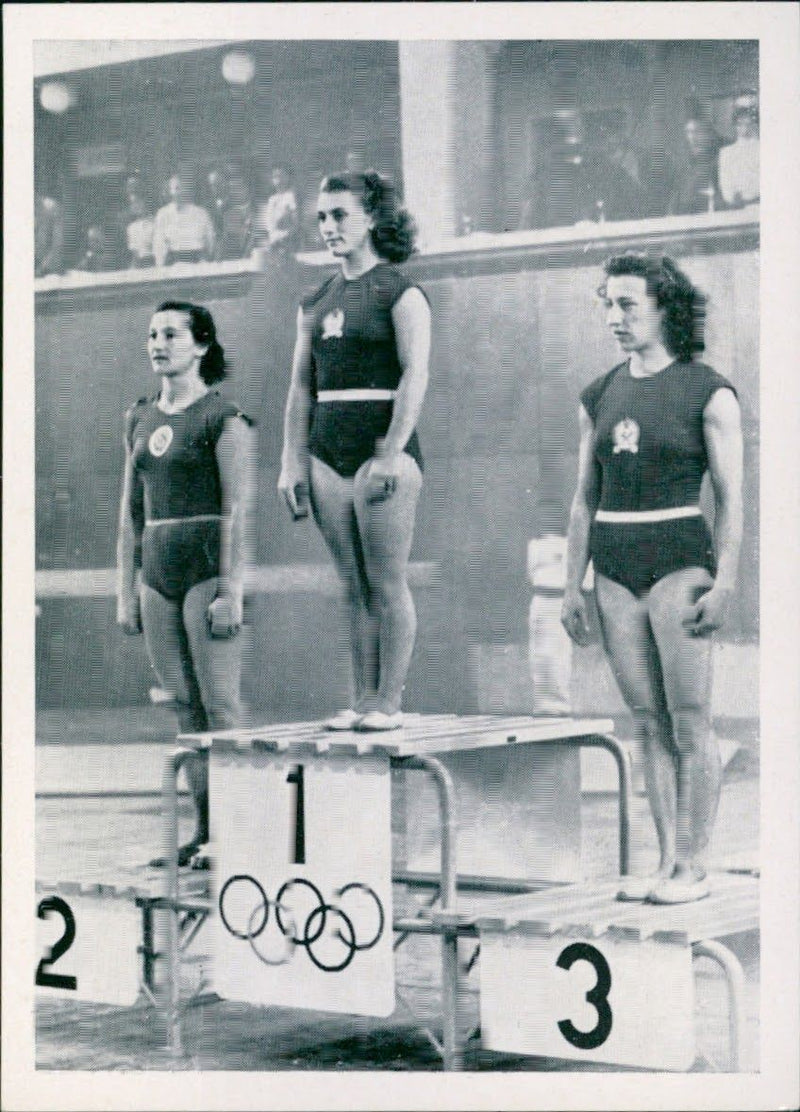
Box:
(578, 735, 633, 876)
(163, 747, 195, 1058)
(692, 939, 746, 1071)
(396, 754, 462, 1070)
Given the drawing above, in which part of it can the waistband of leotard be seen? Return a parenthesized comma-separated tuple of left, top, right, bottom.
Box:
(145, 514, 222, 527)
(594, 506, 702, 524)
(316, 389, 397, 402)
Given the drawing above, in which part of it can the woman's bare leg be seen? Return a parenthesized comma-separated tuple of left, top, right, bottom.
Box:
(309, 455, 378, 707)
(354, 454, 423, 712)
(595, 573, 678, 880)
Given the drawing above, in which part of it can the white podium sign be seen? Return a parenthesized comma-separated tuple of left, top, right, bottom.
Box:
(209, 748, 394, 1017)
(479, 931, 695, 1070)
(35, 887, 142, 1006)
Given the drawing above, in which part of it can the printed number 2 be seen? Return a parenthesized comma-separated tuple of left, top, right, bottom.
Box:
(556, 942, 612, 1049)
(36, 896, 77, 990)
(286, 765, 306, 864)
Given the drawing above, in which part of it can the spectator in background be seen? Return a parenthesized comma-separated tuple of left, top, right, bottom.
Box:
(254, 164, 299, 254)
(124, 191, 156, 268)
(582, 116, 648, 223)
(152, 172, 215, 266)
(204, 164, 230, 238)
(591, 111, 674, 221)
(718, 106, 759, 208)
(668, 117, 723, 216)
(75, 224, 118, 272)
(217, 167, 255, 260)
(35, 189, 65, 276)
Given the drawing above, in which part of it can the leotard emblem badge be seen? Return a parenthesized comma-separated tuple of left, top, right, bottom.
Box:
(612, 418, 640, 454)
(321, 308, 345, 339)
(149, 425, 174, 457)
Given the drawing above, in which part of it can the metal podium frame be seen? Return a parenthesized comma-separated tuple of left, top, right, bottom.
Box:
(159, 717, 633, 1069)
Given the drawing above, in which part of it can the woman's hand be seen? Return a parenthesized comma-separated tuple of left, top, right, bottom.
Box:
(117, 592, 142, 636)
(364, 456, 401, 503)
(681, 585, 733, 637)
(207, 591, 244, 639)
(561, 589, 593, 646)
(277, 462, 310, 519)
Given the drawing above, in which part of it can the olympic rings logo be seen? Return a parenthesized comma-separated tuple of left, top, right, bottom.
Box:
(218, 875, 385, 973)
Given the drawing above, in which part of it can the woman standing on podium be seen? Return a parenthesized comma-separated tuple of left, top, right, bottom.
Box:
(278, 170, 430, 731)
(562, 254, 743, 905)
(117, 301, 254, 867)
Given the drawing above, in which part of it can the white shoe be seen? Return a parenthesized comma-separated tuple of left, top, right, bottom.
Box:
(647, 874, 710, 904)
(616, 876, 657, 901)
(324, 708, 362, 731)
(356, 710, 404, 732)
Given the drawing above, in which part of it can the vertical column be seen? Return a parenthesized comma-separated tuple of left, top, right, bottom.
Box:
(398, 42, 498, 247)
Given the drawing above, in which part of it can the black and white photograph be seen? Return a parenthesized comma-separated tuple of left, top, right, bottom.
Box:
(3, 4, 799, 1110)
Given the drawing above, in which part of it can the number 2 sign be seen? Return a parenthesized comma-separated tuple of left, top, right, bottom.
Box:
(208, 747, 394, 1017)
(35, 886, 142, 1006)
(479, 931, 695, 1070)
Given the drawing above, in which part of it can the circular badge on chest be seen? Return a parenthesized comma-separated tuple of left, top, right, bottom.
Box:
(148, 425, 174, 457)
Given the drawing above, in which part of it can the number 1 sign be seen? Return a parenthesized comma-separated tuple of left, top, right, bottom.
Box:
(208, 747, 394, 1017)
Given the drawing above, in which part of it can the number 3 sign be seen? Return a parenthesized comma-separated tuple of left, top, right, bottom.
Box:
(479, 931, 695, 1070)
(208, 747, 394, 1017)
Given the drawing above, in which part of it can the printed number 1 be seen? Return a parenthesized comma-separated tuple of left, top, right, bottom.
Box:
(286, 765, 306, 864)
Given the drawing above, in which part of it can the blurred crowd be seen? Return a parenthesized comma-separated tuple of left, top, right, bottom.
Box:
(518, 104, 759, 231)
(35, 158, 319, 278)
(34, 104, 759, 278)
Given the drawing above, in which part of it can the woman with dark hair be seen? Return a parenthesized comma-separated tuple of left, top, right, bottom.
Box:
(278, 170, 430, 731)
(562, 253, 743, 904)
(117, 301, 254, 866)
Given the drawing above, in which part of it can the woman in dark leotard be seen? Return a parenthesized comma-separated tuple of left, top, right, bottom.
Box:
(562, 254, 743, 904)
(278, 171, 430, 731)
(117, 301, 254, 866)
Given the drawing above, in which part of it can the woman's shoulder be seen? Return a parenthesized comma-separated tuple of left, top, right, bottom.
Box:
(300, 271, 340, 312)
(580, 362, 627, 415)
(371, 263, 429, 307)
(203, 389, 255, 428)
(676, 361, 738, 402)
(125, 395, 154, 421)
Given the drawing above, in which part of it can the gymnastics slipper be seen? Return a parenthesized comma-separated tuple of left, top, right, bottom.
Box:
(324, 708, 362, 731)
(647, 874, 710, 904)
(616, 876, 658, 901)
(356, 710, 404, 732)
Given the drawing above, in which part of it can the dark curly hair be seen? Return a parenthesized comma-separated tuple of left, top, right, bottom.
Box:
(155, 300, 228, 384)
(598, 253, 706, 361)
(319, 170, 417, 263)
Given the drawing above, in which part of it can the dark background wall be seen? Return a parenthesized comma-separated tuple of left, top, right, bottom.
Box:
(35, 233, 759, 717)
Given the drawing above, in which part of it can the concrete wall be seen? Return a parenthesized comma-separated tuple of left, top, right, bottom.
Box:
(35, 231, 759, 722)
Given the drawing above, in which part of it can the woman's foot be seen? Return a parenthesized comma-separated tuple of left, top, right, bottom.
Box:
(617, 864, 675, 901)
(356, 701, 404, 732)
(324, 708, 362, 731)
(648, 867, 710, 905)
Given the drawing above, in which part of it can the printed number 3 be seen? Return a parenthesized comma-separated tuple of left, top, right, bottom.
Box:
(36, 896, 77, 990)
(556, 941, 612, 1049)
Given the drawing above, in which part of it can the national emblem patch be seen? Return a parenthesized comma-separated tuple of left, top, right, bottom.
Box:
(612, 418, 640, 454)
(321, 308, 345, 340)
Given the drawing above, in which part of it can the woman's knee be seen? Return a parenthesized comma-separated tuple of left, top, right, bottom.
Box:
(631, 708, 672, 746)
(669, 704, 712, 751)
(368, 571, 414, 616)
